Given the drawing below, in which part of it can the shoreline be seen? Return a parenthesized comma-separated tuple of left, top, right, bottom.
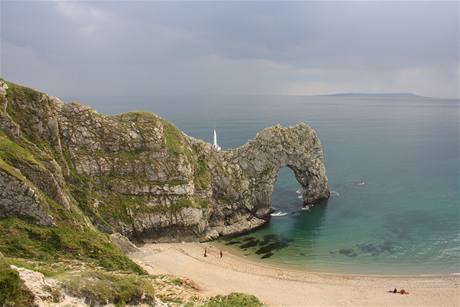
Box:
(130, 242, 460, 306)
(216, 242, 459, 279)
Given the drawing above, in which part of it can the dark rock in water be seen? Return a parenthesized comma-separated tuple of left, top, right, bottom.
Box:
(239, 239, 260, 249)
(339, 248, 358, 257)
(255, 241, 290, 255)
(356, 240, 396, 256)
(379, 240, 396, 254)
(225, 240, 241, 246)
(356, 243, 379, 255)
(261, 252, 274, 259)
(259, 234, 281, 245)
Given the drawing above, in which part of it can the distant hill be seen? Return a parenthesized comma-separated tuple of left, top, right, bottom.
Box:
(318, 92, 426, 98)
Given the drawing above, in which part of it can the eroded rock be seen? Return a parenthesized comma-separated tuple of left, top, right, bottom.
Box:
(0, 81, 329, 242)
(0, 171, 54, 226)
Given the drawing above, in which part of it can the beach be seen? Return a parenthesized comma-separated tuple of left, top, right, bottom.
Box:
(129, 242, 460, 307)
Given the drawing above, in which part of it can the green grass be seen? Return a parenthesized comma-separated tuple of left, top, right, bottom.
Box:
(58, 269, 156, 306)
(0, 218, 144, 275)
(0, 80, 267, 306)
(4, 257, 72, 277)
(191, 154, 211, 190)
(116, 110, 160, 122)
(4, 82, 42, 123)
(0, 130, 42, 168)
(4, 81, 56, 152)
(98, 193, 137, 225)
(0, 157, 28, 184)
(1, 257, 157, 306)
(162, 120, 185, 155)
(0, 256, 33, 306)
(161, 120, 211, 190)
(204, 293, 265, 307)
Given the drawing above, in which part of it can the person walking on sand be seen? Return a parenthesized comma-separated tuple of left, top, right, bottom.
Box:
(220, 249, 223, 259)
(204, 247, 207, 257)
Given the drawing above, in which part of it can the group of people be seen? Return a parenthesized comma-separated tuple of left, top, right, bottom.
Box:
(204, 247, 223, 259)
(390, 288, 409, 295)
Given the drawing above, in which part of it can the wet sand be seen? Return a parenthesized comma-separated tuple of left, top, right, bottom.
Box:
(129, 242, 460, 307)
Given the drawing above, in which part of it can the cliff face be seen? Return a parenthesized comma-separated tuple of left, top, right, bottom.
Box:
(0, 80, 329, 243)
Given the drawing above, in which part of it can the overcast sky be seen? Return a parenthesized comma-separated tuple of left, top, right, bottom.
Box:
(1, 1, 459, 98)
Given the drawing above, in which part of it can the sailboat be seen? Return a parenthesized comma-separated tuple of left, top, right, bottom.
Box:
(213, 129, 221, 151)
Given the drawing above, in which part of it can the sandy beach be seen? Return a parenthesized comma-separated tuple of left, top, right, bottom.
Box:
(129, 243, 460, 307)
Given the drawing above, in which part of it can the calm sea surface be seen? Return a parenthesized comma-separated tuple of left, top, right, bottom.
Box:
(67, 94, 459, 275)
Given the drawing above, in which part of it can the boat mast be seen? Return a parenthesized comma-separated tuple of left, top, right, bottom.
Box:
(213, 129, 221, 151)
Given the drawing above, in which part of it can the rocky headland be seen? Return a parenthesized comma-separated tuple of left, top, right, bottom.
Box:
(0, 79, 328, 306)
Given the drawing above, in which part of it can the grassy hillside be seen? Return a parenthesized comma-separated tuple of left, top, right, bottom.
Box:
(0, 80, 264, 306)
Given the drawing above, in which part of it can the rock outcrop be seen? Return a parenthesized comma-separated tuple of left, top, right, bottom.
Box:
(10, 265, 87, 307)
(0, 80, 329, 242)
(0, 171, 54, 226)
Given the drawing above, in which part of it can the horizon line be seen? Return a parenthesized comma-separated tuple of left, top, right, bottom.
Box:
(61, 92, 459, 100)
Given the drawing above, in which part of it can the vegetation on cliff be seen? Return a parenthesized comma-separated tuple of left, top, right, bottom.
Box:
(0, 255, 33, 306)
(0, 79, 329, 305)
(0, 80, 269, 306)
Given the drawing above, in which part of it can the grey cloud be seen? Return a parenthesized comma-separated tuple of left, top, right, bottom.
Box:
(1, 1, 458, 98)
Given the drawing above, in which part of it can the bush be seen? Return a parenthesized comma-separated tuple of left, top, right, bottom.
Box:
(205, 292, 265, 307)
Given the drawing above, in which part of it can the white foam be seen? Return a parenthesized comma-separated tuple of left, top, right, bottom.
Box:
(270, 211, 288, 217)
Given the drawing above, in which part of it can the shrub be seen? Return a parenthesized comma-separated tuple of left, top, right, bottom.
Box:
(204, 292, 265, 307)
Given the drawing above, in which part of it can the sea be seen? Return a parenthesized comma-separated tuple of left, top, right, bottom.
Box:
(66, 93, 459, 275)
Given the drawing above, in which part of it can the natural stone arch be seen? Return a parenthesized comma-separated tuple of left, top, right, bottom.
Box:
(0, 79, 330, 240)
(226, 123, 330, 218)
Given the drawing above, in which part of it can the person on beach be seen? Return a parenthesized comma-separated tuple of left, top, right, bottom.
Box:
(220, 249, 223, 259)
(204, 248, 207, 257)
(389, 288, 409, 295)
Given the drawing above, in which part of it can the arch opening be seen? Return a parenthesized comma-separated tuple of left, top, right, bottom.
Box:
(271, 167, 304, 215)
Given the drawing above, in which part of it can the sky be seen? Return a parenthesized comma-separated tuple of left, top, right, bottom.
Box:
(1, 1, 459, 98)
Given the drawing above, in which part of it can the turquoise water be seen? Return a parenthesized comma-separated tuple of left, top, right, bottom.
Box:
(69, 94, 459, 274)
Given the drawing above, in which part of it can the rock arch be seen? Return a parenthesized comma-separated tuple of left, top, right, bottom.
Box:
(224, 123, 330, 219)
(0, 80, 330, 240)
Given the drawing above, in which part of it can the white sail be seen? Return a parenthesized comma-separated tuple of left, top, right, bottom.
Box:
(213, 129, 221, 151)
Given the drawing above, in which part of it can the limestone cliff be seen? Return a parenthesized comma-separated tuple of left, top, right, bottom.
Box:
(0, 80, 329, 243)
